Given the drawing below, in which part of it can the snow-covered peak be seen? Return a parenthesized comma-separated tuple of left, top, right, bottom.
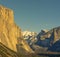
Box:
(22, 31, 37, 36)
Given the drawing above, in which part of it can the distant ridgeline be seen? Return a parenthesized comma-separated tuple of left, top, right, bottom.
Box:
(35, 26, 60, 53)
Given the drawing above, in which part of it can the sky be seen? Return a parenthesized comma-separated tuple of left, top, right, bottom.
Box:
(0, 0, 60, 33)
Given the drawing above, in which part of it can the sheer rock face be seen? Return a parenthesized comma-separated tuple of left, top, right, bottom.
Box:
(0, 5, 21, 51)
(0, 5, 14, 24)
(0, 5, 33, 53)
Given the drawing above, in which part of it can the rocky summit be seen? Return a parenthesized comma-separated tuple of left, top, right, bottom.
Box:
(0, 5, 33, 54)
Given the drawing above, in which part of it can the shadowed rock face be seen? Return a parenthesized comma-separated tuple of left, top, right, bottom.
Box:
(48, 40, 60, 52)
(35, 26, 60, 52)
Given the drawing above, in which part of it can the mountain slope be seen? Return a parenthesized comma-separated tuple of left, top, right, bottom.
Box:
(17, 37, 34, 54)
(22, 31, 37, 45)
(35, 26, 60, 52)
(0, 42, 19, 57)
(48, 40, 60, 52)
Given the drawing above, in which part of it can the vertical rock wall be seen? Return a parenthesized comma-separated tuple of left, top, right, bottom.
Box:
(0, 5, 21, 51)
(0, 5, 33, 53)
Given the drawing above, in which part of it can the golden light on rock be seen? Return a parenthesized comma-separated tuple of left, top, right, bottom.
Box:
(0, 5, 21, 51)
(0, 5, 33, 54)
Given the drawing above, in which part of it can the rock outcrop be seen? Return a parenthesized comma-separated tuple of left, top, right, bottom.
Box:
(0, 5, 21, 51)
(22, 31, 37, 45)
(0, 5, 33, 53)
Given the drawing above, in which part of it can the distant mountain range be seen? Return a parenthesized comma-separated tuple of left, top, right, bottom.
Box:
(22, 27, 60, 53)
(22, 31, 37, 45)
(22, 31, 37, 37)
(36, 26, 60, 52)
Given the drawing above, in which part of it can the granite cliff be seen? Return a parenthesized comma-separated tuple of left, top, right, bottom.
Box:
(0, 5, 33, 53)
(0, 5, 20, 51)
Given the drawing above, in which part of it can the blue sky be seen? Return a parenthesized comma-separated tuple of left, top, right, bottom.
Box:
(0, 0, 60, 33)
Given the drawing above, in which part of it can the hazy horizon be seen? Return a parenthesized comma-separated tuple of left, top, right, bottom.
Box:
(0, 0, 60, 33)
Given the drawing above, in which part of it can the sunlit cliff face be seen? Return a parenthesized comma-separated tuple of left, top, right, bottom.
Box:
(0, 5, 21, 51)
(0, 5, 14, 24)
(0, 5, 33, 53)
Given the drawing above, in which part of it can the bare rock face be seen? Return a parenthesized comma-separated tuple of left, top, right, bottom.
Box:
(0, 5, 21, 51)
(0, 43, 19, 57)
(0, 5, 33, 54)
